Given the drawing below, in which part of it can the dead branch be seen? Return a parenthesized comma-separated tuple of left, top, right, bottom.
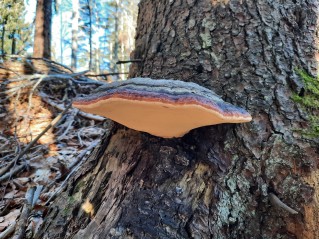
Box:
(0, 54, 74, 74)
(32, 185, 43, 208)
(56, 108, 78, 140)
(0, 65, 21, 77)
(0, 221, 16, 239)
(12, 187, 35, 239)
(85, 72, 129, 77)
(0, 164, 26, 184)
(39, 92, 106, 121)
(5, 73, 103, 89)
(0, 200, 13, 217)
(72, 79, 105, 85)
(116, 59, 143, 64)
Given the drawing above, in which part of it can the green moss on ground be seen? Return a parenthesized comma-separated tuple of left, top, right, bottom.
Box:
(292, 69, 319, 137)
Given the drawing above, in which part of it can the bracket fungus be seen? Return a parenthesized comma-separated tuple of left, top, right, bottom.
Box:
(73, 78, 252, 138)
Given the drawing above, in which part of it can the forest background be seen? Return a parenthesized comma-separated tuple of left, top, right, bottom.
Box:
(0, 0, 139, 78)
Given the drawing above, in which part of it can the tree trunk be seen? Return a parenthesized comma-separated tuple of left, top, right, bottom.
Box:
(112, 1, 119, 75)
(71, 0, 79, 70)
(1, 18, 7, 56)
(37, 0, 319, 238)
(11, 30, 16, 55)
(88, 0, 93, 70)
(33, 0, 52, 59)
(60, 9, 63, 63)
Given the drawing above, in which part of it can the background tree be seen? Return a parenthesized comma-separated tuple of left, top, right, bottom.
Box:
(71, 0, 79, 70)
(54, 0, 72, 64)
(0, 0, 32, 56)
(30, 0, 319, 238)
(104, 0, 138, 79)
(33, 0, 52, 59)
(77, 0, 96, 70)
(73, 0, 137, 73)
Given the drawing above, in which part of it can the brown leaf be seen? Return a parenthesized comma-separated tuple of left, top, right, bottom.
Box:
(3, 190, 18, 199)
(0, 209, 20, 232)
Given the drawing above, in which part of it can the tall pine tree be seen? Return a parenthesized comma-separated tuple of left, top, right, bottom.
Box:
(0, 0, 32, 56)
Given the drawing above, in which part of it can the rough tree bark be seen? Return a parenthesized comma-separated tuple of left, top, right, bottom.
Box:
(37, 0, 319, 238)
(33, 0, 52, 59)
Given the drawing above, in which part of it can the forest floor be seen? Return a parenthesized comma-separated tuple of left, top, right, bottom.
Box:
(0, 56, 110, 239)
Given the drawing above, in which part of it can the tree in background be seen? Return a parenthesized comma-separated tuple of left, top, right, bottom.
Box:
(0, 0, 32, 56)
(87, 0, 93, 69)
(111, 0, 119, 74)
(116, 0, 138, 78)
(46, 0, 138, 74)
(97, 0, 138, 78)
(70, 0, 138, 74)
(33, 0, 52, 59)
(71, 0, 79, 70)
(78, 0, 97, 70)
(1, 0, 138, 74)
(54, 0, 72, 64)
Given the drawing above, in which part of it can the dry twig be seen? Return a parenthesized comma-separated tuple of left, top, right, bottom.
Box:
(39, 92, 105, 121)
(11, 187, 35, 239)
(85, 72, 129, 77)
(0, 221, 16, 239)
(116, 59, 143, 64)
(0, 54, 74, 74)
(0, 165, 26, 183)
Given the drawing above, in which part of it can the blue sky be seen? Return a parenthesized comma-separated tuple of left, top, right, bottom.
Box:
(24, 0, 36, 23)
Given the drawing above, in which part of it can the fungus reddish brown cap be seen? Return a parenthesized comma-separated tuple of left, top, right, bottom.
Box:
(73, 78, 252, 138)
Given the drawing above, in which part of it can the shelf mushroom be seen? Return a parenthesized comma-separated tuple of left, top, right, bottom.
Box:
(73, 78, 252, 138)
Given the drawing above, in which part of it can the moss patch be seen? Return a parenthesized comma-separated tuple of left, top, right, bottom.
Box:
(292, 69, 319, 137)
